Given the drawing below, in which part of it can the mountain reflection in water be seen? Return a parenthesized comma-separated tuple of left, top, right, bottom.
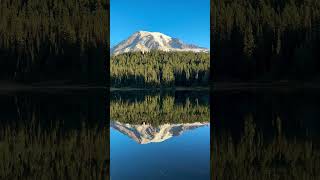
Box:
(111, 121, 209, 144)
(110, 90, 210, 180)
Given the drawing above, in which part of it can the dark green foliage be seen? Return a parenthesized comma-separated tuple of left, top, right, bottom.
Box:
(0, 0, 109, 84)
(0, 125, 109, 180)
(213, 116, 320, 180)
(0, 92, 108, 179)
(110, 51, 210, 87)
(212, 0, 320, 82)
(110, 94, 210, 125)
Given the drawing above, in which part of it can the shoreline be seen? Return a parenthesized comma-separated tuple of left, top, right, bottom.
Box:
(1, 81, 320, 92)
(211, 82, 320, 91)
(0, 81, 209, 92)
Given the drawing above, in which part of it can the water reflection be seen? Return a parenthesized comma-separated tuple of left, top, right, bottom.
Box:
(0, 90, 109, 180)
(212, 90, 320, 180)
(111, 120, 209, 144)
(110, 90, 210, 180)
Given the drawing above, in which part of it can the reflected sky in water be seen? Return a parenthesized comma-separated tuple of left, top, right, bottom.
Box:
(110, 90, 210, 180)
(111, 122, 210, 180)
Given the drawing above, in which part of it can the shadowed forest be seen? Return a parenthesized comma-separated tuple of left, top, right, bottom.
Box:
(111, 51, 210, 87)
(212, 0, 320, 82)
(0, 0, 109, 85)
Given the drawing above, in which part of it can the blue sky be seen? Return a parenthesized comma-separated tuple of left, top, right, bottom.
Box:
(110, 0, 210, 48)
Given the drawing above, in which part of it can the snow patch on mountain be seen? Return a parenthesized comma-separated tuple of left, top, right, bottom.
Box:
(111, 120, 209, 144)
(111, 31, 209, 55)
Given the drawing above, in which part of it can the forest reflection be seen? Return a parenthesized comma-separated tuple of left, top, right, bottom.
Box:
(110, 90, 210, 144)
(212, 90, 320, 180)
(0, 91, 109, 180)
(110, 90, 210, 125)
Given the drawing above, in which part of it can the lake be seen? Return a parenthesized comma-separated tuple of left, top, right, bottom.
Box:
(110, 90, 210, 180)
(1, 88, 319, 179)
(0, 90, 109, 180)
(212, 88, 320, 179)
(0, 89, 210, 180)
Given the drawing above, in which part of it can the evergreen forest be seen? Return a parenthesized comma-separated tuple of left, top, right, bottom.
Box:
(110, 51, 210, 87)
(212, 0, 320, 82)
(0, 0, 109, 84)
(111, 94, 210, 125)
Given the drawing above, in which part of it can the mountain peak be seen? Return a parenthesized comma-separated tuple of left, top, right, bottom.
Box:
(111, 121, 209, 144)
(111, 31, 209, 55)
(135, 30, 158, 34)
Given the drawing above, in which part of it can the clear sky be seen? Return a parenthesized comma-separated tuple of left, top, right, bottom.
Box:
(110, 0, 210, 48)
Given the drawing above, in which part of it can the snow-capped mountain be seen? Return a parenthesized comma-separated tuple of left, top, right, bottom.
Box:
(111, 121, 209, 144)
(111, 31, 209, 55)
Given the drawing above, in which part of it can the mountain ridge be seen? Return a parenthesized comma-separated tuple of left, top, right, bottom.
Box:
(111, 31, 209, 55)
(111, 121, 209, 144)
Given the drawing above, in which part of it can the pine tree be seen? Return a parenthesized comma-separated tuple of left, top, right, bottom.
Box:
(243, 25, 255, 58)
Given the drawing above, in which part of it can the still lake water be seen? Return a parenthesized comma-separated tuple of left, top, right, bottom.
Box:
(0, 90, 109, 180)
(1, 88, 320, 179)
(110, 90, 210, 180)
(0, 89, 210, 180)
(212, 89, 320, 179)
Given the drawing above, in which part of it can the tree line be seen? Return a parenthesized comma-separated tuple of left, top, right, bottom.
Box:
(212, 0, 320, 82)
(111, 94, 209, 125)
(111, 51, 210, 87)
(0, 0, 109, 84)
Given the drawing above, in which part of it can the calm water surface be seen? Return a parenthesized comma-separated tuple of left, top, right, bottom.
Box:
(212, 89, 320, 180)
(1, 88, 320, 179)
(0, 90, 109, 179)
(110, 90, 210, 180)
